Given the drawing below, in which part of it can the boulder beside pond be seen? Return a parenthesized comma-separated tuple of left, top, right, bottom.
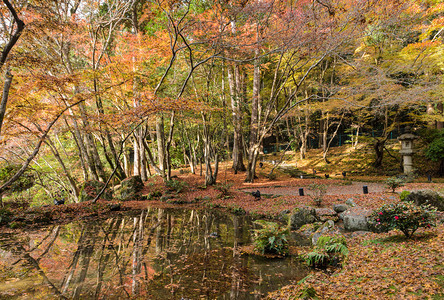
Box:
(79, 180, 113, 202)
(342, 207, 372, 231)
(405, 190, 444, 211)
(315, 208, 338, 222)
(115, 176, 144, 201)
(290, 207, 318, 230)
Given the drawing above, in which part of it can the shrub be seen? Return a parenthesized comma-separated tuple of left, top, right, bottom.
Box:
(385, 176, 405, 192)
(267, 172, 277, 180)
(253, 220, 289, 256)
(425, 135, 444, 162)
(229, 205, 246, 216)
(368, 201, 436, 238)
(0, 208, 13, 225)
(308, 183, 327, 207)
(302, 234, 348, 268)
(165, 179, 188, 193)
(399, 190, 411, 201)
(214, 183, 233, 197)
(146, 191, 162, 200)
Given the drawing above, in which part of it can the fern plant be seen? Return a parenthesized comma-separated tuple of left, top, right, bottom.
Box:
(302, 234, 348, 268)
(296, 286, 319, 300)
(253, 220, 289, 256)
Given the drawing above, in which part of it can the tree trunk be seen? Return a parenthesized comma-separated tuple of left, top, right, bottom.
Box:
(141, 138, 162, 175)
(323, 112, 344, 163)
(79, 102, 106, 181)
(298, 105, 310, 160)
(228, 64, 246, 172)
(373, 138, 385, 168)
(93, 78, 126, 180)
(138, 128, 148, 181)
(106, 131, 126, 180)
(133, 134, 140, 176)
(353, 125, 360, 149)
(156, 116, 166, 178)
(64, 106, 90, 181)
(245, 47, 261, 183)
(0, 69, 12, 135)
(165, 111, 175, 181)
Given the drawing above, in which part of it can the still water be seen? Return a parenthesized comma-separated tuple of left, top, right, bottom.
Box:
(0, 208, 308, 299)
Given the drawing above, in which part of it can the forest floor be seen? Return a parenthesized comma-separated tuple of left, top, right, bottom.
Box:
(1, 144, 443, 298)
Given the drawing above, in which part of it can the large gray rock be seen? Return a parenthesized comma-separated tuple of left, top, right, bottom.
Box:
(315, 208, 338, 222)
(342, 207, 372, 231)
(115, 176, 144, 201)
(290, 207, 318, 230)
(405, 190, 444, 211)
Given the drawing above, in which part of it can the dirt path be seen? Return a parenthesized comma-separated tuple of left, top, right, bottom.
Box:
(241, 182, 386, 196)
(240, 181, 443, 196)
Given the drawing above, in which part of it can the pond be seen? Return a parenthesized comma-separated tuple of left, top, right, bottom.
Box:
(0, 208, 309, 299)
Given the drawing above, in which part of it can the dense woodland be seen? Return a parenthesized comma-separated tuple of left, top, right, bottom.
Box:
(1, 0, 444, 204)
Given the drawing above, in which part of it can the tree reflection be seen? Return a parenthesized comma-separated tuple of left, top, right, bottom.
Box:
(0, 208, 307, 299)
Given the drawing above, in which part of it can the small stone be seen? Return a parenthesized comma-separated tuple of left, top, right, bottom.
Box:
(280, 209, 291, 215)
(333, 204, 349, 213)
(345, 198, 356, 207)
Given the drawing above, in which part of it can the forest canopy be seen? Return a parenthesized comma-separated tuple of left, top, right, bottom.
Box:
(1, 0, 443, 203)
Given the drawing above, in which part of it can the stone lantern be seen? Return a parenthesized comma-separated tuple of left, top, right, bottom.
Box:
(398, 126, 418, 174)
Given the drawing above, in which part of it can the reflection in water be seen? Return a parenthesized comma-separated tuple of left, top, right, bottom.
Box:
(0, 208, 308, 299)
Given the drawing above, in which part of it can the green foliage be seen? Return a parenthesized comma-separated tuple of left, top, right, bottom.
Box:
(169, 147, 185, 169)
(165, 179, 188, 193)
(368, 201, 437, 238)
(308, 183, 327, 207)
(9, 221, 20, 229)
(229, 205, 246, 216)
(303, 251, 329, 268)
(399, 190, 411, 201)
(302, 234, 348, 268)
(0, 165, 35, 194)
(316, 235, 347, 250)
(253, 220, 289, 256)
(146, 191, 162, 200)
(385, 176, 405, 192)
(426, 136, 444, 162)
